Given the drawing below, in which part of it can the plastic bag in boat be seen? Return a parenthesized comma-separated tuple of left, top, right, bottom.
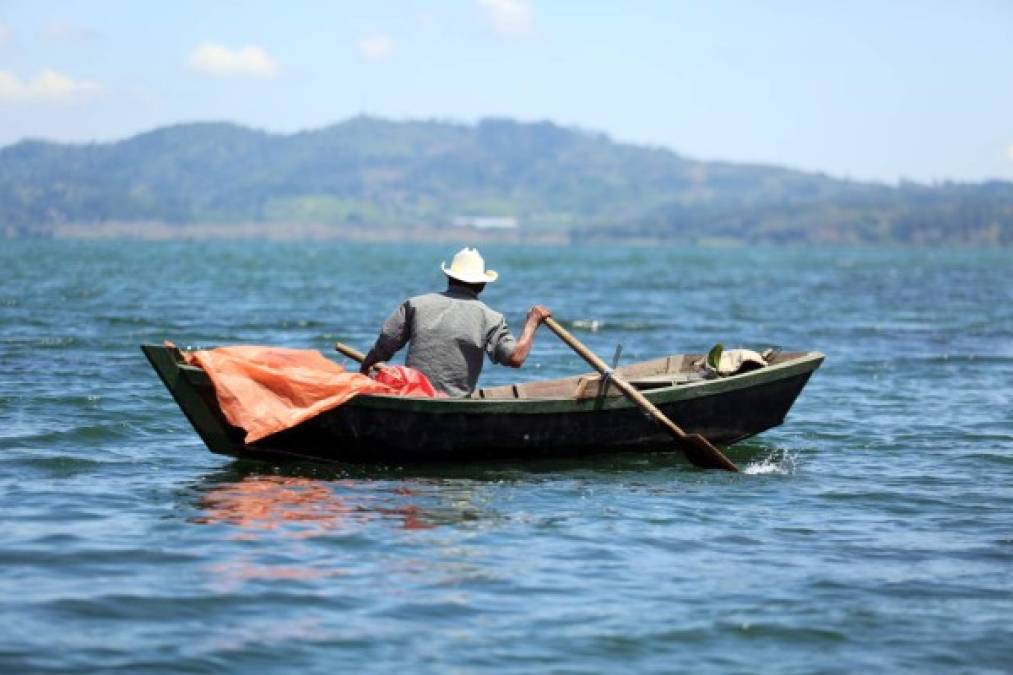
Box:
(694, 344, 769, 377)
(373, 363, 439, 397)
(180, 345, 438, 444)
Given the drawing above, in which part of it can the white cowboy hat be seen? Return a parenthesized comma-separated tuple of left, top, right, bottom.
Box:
(441, 247, 498, 283)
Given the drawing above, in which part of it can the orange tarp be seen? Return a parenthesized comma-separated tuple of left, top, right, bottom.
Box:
(181, 345, 438, 443)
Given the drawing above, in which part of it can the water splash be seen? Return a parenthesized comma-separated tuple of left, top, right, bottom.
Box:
(743, 449, 798, 475)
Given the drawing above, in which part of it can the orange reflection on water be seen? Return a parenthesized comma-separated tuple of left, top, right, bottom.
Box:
(194, 474, 433, 539)
(207, 560, 343, 582)
(195, 475, 348, 539)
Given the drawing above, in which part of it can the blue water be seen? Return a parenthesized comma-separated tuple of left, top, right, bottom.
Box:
(1, 240, 1011, 673)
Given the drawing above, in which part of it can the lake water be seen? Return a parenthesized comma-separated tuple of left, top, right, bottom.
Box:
(1, 240, 1011, 673)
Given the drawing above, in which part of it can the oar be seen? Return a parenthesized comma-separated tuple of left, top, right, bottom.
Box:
(334, 341, 383, 372)
(544, 317, 739, 472)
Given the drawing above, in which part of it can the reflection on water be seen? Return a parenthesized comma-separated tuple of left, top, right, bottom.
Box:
(189, 446, 785, 543)
(186, 448, 792, 589)
(195, 475, 354, 537)
(190, 465, 475, 590)
(206, 559, 345, 584)
(193, 474, 436, 538)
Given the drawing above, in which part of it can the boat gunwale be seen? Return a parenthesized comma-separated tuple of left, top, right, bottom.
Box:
(342, 351, 825, 415)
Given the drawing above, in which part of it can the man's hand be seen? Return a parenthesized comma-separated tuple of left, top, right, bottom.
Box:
(504, 305, 553, 368)
(527, 305, 552, 325)
(359, 361, 388, 376)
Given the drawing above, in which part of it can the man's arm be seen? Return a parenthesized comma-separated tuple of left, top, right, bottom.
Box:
(503, 305, 552, 368)
(360, 302, 411, 375)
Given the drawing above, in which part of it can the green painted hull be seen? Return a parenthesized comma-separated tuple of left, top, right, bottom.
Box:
(142, 345, 823, 463)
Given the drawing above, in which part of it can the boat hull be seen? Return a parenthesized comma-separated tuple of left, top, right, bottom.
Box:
(142, 345, 822, 464)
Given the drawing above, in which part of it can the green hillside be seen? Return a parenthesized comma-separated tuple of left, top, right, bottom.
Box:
(1, 116, 1010, 244)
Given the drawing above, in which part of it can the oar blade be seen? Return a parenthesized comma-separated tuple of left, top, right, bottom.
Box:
(680, 434, 739, 472)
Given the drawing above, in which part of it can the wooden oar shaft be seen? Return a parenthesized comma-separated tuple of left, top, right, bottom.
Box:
(546, 317, 611, 375)
(335, 341, 389, 374)
(335, 341, 367, 364)
(545, 318, 683, 436)
(544, 320, 676, 432)
(544, 317, 738, 472)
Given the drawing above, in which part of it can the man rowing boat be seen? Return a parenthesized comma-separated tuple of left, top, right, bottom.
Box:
(359, 247, 552, 397)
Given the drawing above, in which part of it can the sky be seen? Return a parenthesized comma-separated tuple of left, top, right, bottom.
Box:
(1, 0, 1011, 184)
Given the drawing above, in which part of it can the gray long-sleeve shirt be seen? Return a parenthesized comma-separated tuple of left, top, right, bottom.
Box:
(365, 287, 518, 397)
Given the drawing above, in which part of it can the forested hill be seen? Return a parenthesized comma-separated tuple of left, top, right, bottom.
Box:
(1, 116, 1010, 244)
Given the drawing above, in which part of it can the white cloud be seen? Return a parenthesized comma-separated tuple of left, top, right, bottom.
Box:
(357, 34, 394, 61)
(187, 43, 281, 78)
(1007, 143, 1013, 161)
(0, 68, 102, 103)
(478, 0, 534, 37)
(39, 21, 99, 43)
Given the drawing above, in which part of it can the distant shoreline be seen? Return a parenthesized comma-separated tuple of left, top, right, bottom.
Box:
(24, 221, 571, 245)
(4, 221, 1008, 247)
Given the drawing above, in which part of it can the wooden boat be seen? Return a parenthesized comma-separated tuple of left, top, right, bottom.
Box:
(142, 344, 823, 464)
